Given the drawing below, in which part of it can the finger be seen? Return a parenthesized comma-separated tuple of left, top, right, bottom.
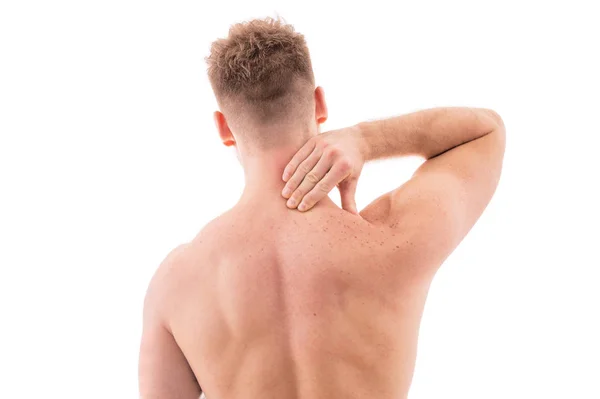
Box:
(286, 155, 333, 209)
(339, 179, 359, 215)
(298, 161, 351, 212)
(282, 144, 323, 200)
(282, 139, 316, 182)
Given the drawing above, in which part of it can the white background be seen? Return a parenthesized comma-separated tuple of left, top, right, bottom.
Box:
(1, 1, 599, 398)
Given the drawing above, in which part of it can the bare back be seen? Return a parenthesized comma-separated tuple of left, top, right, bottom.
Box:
(163, 199, 437, 399)
(140, 111, 505, 399)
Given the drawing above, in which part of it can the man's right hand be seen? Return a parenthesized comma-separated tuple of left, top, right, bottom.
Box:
(281, 125, 366, 214)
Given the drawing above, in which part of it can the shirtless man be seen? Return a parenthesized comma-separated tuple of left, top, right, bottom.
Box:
(138, 17, 505, 399)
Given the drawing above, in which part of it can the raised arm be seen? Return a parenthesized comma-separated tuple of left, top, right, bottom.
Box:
(358, 107, 505, 226)
(359, 107, 506, 271)
(358, 107, 503, 161)
(282, 106, 505, 273)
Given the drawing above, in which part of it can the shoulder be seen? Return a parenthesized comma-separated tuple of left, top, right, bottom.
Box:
(143, 243, 192, 323)
(143, 217, 226, 320)
(144, 210, 236, 287)
(161, 211, 235, 269)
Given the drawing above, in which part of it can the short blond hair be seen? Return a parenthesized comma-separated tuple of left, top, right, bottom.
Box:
(205, 16, 316, 141)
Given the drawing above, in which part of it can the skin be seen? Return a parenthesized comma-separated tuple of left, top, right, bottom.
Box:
(139, 87, 506, 399)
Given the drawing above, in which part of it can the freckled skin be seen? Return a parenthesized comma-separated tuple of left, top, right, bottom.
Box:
(161, 197, 436, 399)
(140, 107, 505, 399)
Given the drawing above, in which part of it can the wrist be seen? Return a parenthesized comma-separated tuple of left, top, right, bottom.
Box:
(353, 122, 372, 162)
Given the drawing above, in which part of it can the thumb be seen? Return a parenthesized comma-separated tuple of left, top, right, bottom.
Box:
(338, 179, 359, 215)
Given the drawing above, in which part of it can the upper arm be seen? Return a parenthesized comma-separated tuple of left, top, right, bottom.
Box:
(139, 318, 202, 399)
(360, 116, 506, 270)
(139, 245, 202, 399)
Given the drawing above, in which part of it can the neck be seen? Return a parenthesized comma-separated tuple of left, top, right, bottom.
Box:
(240, 144, 302, 202)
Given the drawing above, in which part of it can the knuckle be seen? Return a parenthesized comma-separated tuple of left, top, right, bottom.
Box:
(305, 172, 319, 184)
(317, 182, 330, 193)
(283, 183, 295, 196)
(286, 176, 299, 188)
(338, 159, 352, 172)
(326, 147, 340, 158)
(300, 163, 312, 174)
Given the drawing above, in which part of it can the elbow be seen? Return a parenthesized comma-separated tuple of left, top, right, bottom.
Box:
(487, 110, 507, 154)
(483, 108, 505, 132)
(478, 108, 506, 154)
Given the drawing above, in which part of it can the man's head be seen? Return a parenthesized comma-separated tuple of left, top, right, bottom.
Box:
(205, 16, 328, 162)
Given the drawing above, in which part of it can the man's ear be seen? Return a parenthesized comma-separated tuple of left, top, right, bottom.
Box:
(213, 111, 236, 147)
(314, 86, 328, 125)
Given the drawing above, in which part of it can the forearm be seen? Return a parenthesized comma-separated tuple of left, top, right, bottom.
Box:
(356, 107, 502, 161)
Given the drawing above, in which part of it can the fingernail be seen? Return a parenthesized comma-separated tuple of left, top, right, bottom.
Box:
(298, 203, 307, 211)
(282, 170, 289, 182)
(282, 187, 291, 198)
(287, 198, 296, 208)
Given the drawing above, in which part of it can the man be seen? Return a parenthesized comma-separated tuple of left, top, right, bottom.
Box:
(138, 16, 505, 399)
